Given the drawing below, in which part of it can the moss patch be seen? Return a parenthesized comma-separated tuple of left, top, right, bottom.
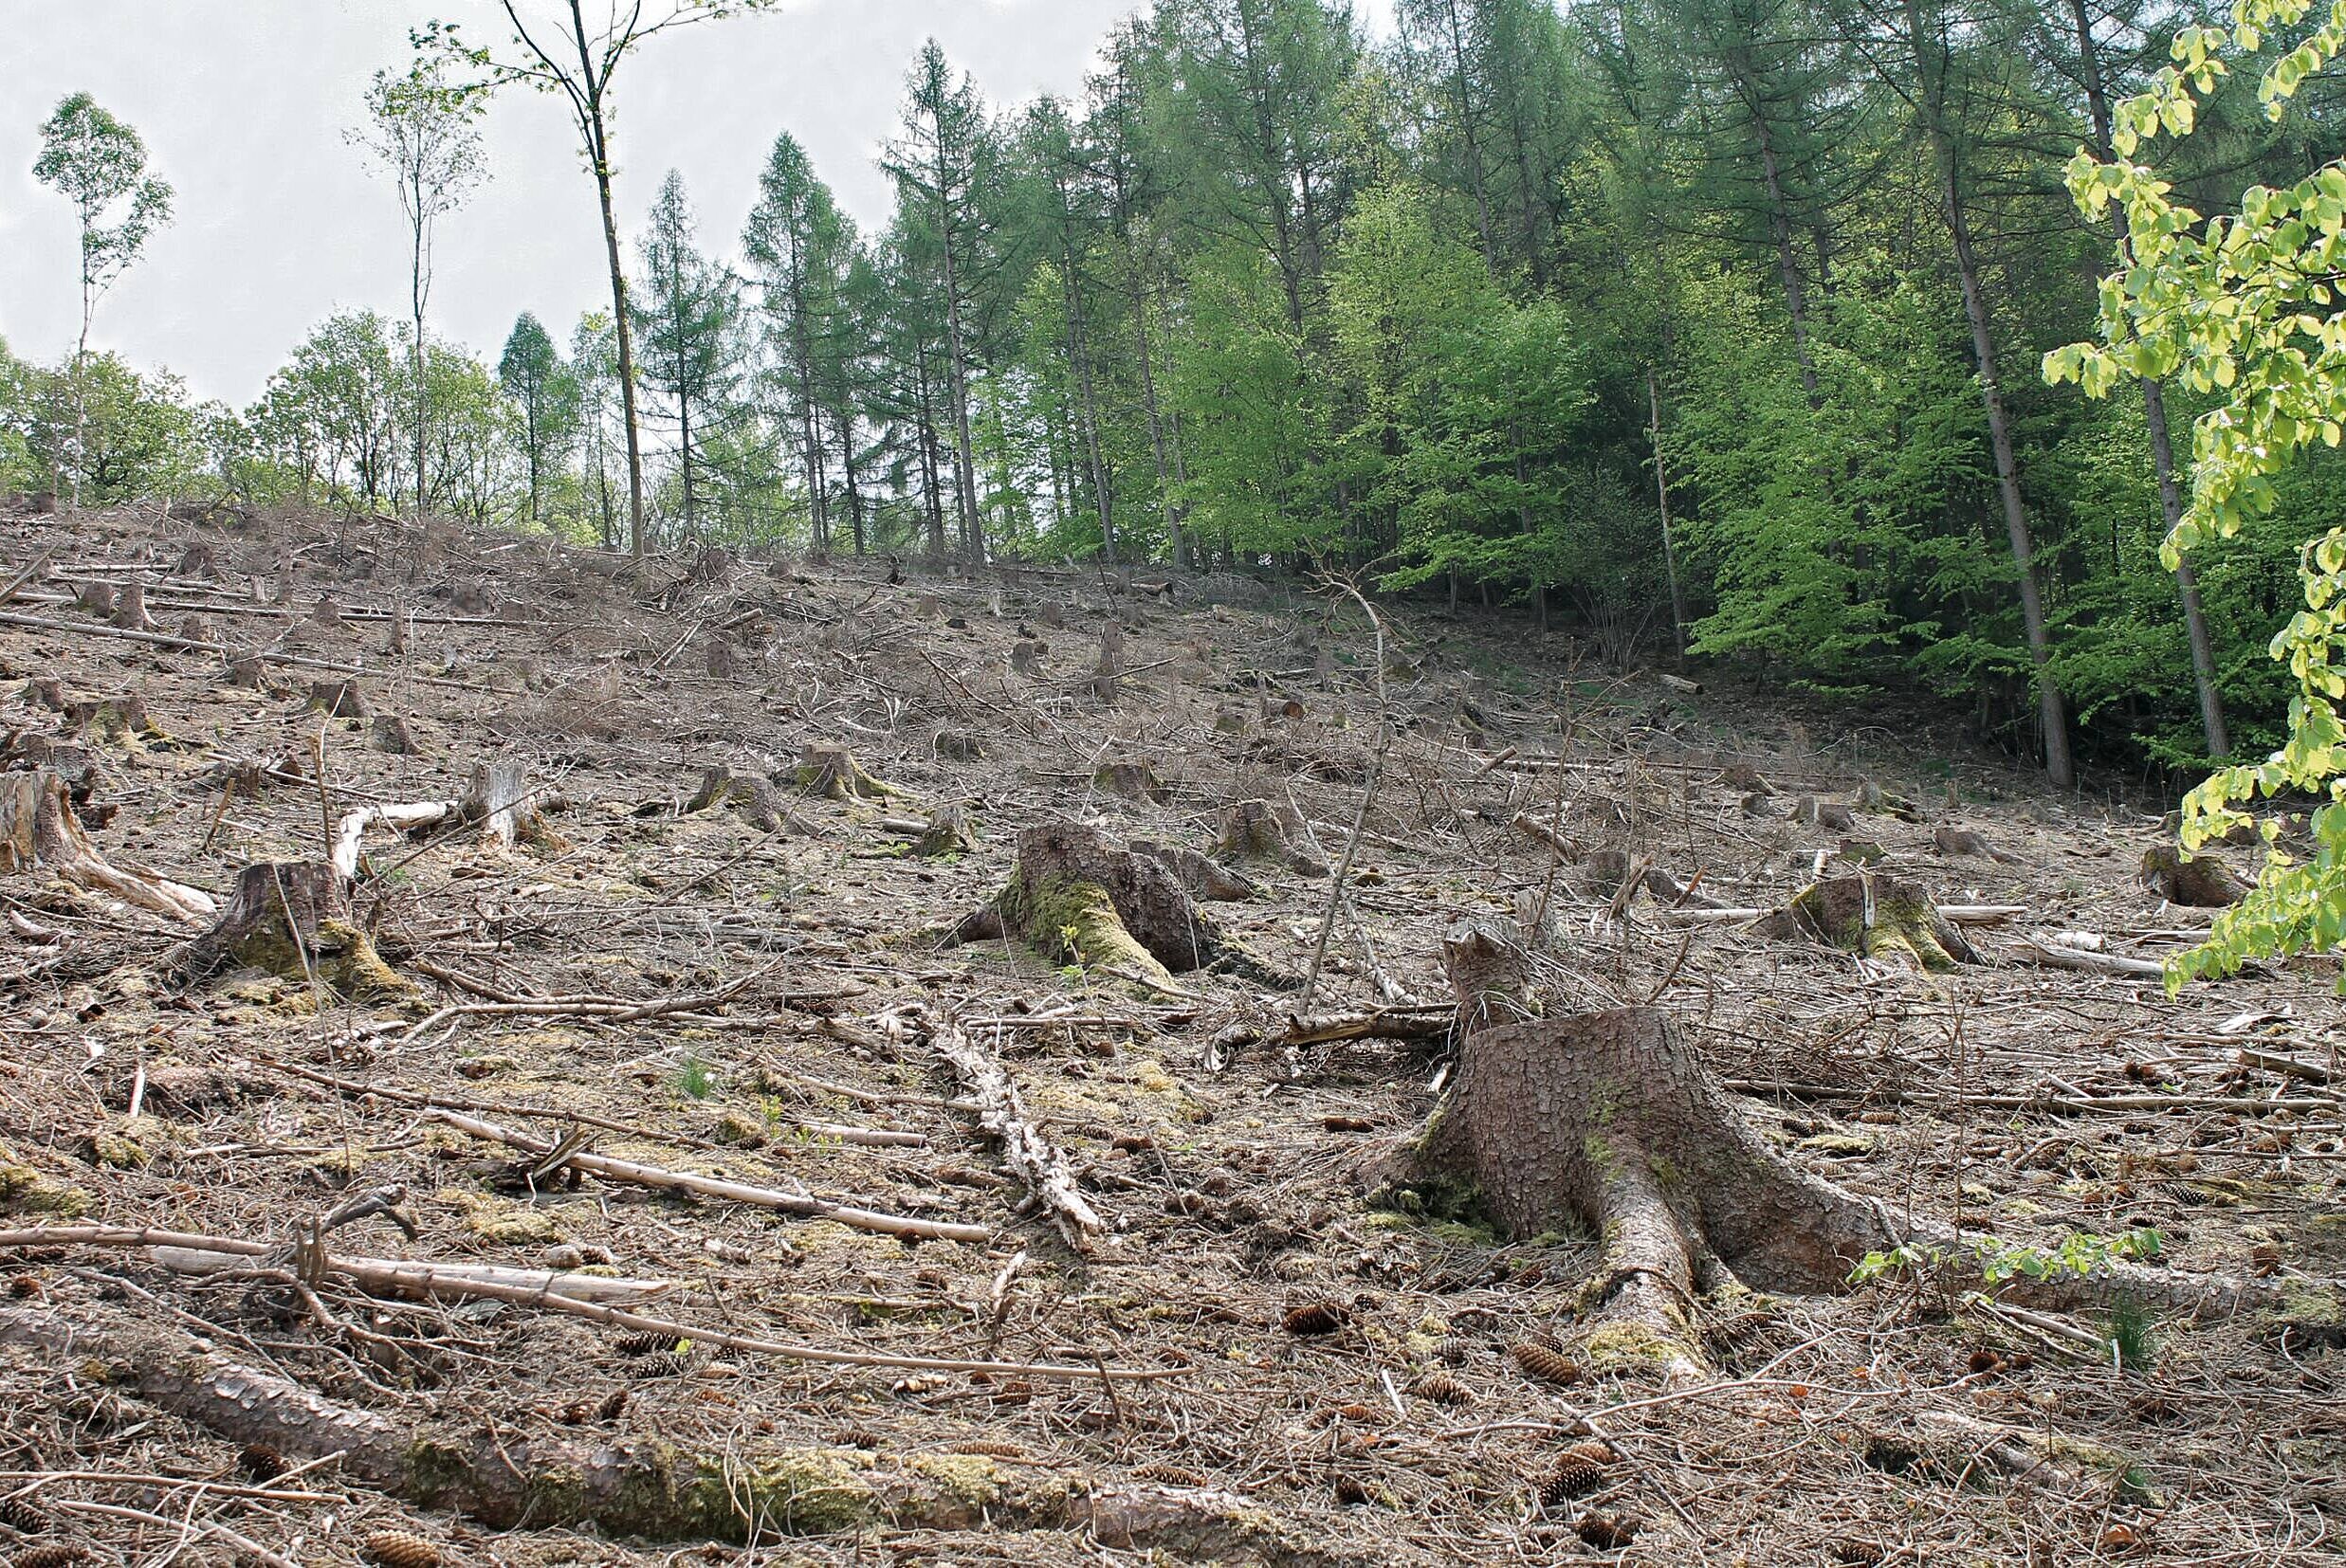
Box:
(999, 873, 1176, 991)
(0, 1141, 89, 1217)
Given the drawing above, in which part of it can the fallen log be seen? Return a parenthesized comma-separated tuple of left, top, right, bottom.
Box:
(2009, 934, 2166, 979)
(426, 1109, 988, 1244)
(0, 1303, 1312, 1553)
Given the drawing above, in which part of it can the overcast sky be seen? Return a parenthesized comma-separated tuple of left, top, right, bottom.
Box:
(0, 0, 1400, 409)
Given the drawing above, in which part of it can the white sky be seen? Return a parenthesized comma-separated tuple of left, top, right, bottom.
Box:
(0, 0, 1398, 409)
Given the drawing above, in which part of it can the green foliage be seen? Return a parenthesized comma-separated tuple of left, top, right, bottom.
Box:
(1849, 1227, 2163, 1287)
(34, 91, 174, 310)
(2, 351, 207, 503)
(2046, 0, 2346, 986)
(674, 1052, 716, 1101)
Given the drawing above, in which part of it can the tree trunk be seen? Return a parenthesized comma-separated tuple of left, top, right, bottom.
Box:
(1728, 50, 1823, 409)
(2067, 0, 2229, 758)
(934, 149, 986, 564)
(1903, 0, 2072, 789)
(1384, 925, 1899, 1373)
(1440, 0, 1497, 267)
(1648, 367, 1688, 662)
(586, 115, 647, 556)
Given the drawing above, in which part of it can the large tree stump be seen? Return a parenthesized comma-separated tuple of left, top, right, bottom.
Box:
(914, 802, 979, 857)
(952, 821, 1219, 993)
(110, 580, 155, 630)
(2141, 846, 2250, 907)
(1381, 925, 1908, 1375)
(0, 770, 212, 923)
(1755, 874, 1979, 971)
(166, 861, 408, 1000)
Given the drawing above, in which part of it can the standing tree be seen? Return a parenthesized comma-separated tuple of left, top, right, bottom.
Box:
(633, 171, 741, 542)
(434, 0, 778, 556)
(743, 132, 853, 554)
(349, 41, 486, 523)
(570, 310, 623, 548)
(886, 40, 994, 563)
(498, 312, 577, 526)
(31, 92, 174, 511)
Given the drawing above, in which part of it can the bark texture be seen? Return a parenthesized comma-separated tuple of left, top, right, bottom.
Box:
(0, 1305, 1376, 1562)
(955, 820, 1219, 992)
(166, 861, 408, 1000)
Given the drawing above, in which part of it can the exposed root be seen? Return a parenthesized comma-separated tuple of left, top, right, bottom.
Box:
(0, 768, 214, 923)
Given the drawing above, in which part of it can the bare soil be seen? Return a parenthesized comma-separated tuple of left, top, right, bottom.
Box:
(0, 501, 2339, 1566)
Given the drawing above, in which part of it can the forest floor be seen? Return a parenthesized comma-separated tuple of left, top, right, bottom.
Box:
(0, 501, 2340, 1568)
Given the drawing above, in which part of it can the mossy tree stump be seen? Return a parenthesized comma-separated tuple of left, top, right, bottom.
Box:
(953, 821, 1218, 992)
(1377, 923, 1909, 1377)
(462, 762, 567, 854)
(1756, 874, 1978, 971)
(169, 861, 409, 1001)
(914, 803, 979, 857)
(687, 765, 810, 835)
(1, 769, 213, 923)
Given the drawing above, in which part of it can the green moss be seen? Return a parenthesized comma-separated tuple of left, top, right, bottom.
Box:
(998, 874, 1175, 990)
(227, 917, 412, 1004)
(1798, 1132, 1876, 1157)
(0, 1142, 89, 1217)
(2270, 1285, 2346, 1346)
(1581, 1319, 1692, 1371)
(905, 1452, 1004, 1517)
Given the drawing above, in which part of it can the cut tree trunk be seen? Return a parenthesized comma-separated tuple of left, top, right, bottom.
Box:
(1373, 923, 2271, 1378)
(793, 745, 906, 804)
(2141, 847, 2249, 908)
(164, 861, 408, 1001)
(1756, 874, 1981, 971)
(461, 762, 566, 854)
(0, 1304, 1368, 1559)
(1216, 798, 1327, 876)
(914, 802, 979, 857)
(1, 770, 214, 923)
(952, 820, 1219, 994)
(687, 765, 812, 835)
(109, 580, 155, 631)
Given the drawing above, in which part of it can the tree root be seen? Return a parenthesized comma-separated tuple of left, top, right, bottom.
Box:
(0, 768, 214, 923)
(0, 1304, 1372, 1560)
(1371, 923, 2271, 1381)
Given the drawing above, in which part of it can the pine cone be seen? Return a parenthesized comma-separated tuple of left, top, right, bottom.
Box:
(1411, 1371, 1474, 1406)
(10, 1546, 91, 1568)
(1509, 1337, 1582, 1386)
(1131, 1462, 1207, 1486)
(1282, 1302, 1348, 1336)
(596, 1388, 629, 1422)
(948, 1440, 1024, 1458)
(1830, 1539, 1887, 1566)
(1577, 1514, 1638, 1550)
(0, 1497, 48, 1534)
(614, 1330, 666, 1356)
(1332, 1474, 1372, 1505)
(360, 1530, 444, 1568)
(237, 1443, 288, 1482)
(1538, 1456, 1605, 1507)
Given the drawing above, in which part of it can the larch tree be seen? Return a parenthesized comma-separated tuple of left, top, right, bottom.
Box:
(498, 312, 576, 526)
(32, 92, 173, 512)
(743, 132, 852, 555)
(632, 170, 741, 542)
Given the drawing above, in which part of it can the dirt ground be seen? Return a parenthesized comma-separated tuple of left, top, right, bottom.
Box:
(0, 501, 2339, 1567)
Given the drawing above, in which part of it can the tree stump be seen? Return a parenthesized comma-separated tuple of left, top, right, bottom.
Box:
(705, 637, 743, 680)
(177, 613, 215, 647)
(1375, 923, 1907, 1376)
(1, 770, 213, 923)
(176, 539, 220, 578)
(224, 651, 269, 690)
(110, 581, 156, 631)
(933, 729, 986, 762)
(1934, 824, 2016, 864)
(1214, 798, 1327, 876)
(371, 715, 418, 756)
(1792, 795, 1858, 832)
(794, 744, 905, 803)
(307, 681, 370, 720)
(71, 581, 116, 617)
(687, 765, 809, 835)
(2141, 846, 2250, 907)
(1091, 626, 1124, 705)
(1009, 639, 1046, 676)
(166, 861, 406, 999)
(952, 820, 1219, 992)
(1092, 759, 1170, 804)
(66, 695, 166, 747)
(1755, 874, 1978, 971)
(27, 676, 66, 712)
(461, 763, 566, 853)
(1130, 839, 1258, 902)
(1720, 761, 1772, 795)
(914, 803, 979, 857)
